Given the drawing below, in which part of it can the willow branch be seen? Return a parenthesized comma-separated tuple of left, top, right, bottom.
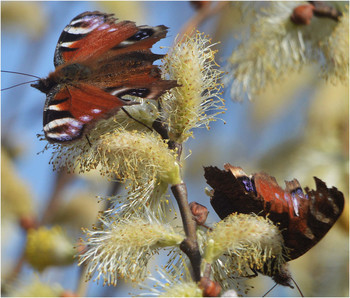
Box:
(171, 183, 201, 282)
(41, 170, 75, 225)
(153, 119, 201, 282)
(178, 1, 229, 41)
(309, 1, 343, 21)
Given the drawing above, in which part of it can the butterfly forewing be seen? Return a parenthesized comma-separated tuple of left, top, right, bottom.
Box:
(54, 12, 128, 66)
(54, 11, 168, 68)
(53, 10, 177, 99)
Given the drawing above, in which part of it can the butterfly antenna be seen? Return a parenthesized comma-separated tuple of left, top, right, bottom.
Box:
(291, 277, 304, 297)
(1, 80, 39, 91)
(262, 283, 277, 297)
(121, 107, 153, 132)
(1, 70, 41, 80)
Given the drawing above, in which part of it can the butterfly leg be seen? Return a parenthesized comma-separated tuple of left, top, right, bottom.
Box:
(121, 107, 153, 131)
(262, 283, 278, 297)
(85, 135, 92, 147)
(244, 268, 259, 278)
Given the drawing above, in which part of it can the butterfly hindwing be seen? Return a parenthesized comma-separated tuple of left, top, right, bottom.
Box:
(43, 83, 132, 143)
(204, 165, 263, 218)
(43, 86, 84, 142)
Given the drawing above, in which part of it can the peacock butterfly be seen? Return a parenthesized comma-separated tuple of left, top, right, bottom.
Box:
(204, 163, 344, 260)
(204, 163, 344, 289)
(31, 11, 177, 143)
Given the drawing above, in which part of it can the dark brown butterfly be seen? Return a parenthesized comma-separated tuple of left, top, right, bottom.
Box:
(204, 163, 344, 287)
(31, 11, 177, 143)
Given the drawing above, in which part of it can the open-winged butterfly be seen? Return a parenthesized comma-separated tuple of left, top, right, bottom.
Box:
(30, 11, 177, 143)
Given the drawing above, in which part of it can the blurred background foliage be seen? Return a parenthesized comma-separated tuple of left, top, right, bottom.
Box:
(1, 1, 348, 297)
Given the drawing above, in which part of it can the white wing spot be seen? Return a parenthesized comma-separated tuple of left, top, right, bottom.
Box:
(48, 105, 61, 111)
(70, 15, 103, 26)
(60, 41, 75, 48)
(98, 24, 110, 30)
(91, 109, 101, 114)
(109, 87, 129, 96)
(118, 40, 134, 47)
(64, 24, 99, 35)
(44, 118, 83, 132)
(79, 115, 93, 122)
(46, 131, 70, 139)
(292, 194, 300, 216)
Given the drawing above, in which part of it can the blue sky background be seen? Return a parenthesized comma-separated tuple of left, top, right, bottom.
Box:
(2, 1, 346, 297)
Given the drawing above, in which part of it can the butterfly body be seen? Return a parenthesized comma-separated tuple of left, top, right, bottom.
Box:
(32, 11, 177, 143)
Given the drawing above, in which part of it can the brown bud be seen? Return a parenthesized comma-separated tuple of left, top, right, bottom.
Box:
(19, 214, 38, 231)
(200, 277, 222, 297)
(290, 4, 315, 25)
(189, 202, 209, 225)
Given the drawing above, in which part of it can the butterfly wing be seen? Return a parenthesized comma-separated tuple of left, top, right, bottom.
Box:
(206, 164, 345, 261)
(285, 177, 345, 260)
(43, 83, 133, 143)
(54, 11, 138, 66)
(53, 11, 177, 100)
(40, 11, 178, 143)
(204, 164, 264, 219)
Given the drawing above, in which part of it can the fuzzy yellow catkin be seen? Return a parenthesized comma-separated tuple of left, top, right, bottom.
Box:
(161, 32, 225, 143)
(1, 149, 35, 219)
(7, 277, 63, 297)
(321, 11, 349, 83)
(139, 263, 202, 297)
(25, 226, 75, 271)
(204, 213, 285, 272)
(79, 216, 184, 286)
(94, 129, 181, 185)
(225, 2, 347, 101)
(162, 282, 203, 297)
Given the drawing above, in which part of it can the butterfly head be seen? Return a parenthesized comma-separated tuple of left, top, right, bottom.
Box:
(31, 77, 55, 94)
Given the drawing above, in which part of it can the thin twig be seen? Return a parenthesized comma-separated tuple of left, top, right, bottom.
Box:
(178, 1, 229, 41)
(153, 119, 202, 282)
(41, 170, 75, 225)
(171, 183, 201, 282)
(309, 1, 343, 21)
